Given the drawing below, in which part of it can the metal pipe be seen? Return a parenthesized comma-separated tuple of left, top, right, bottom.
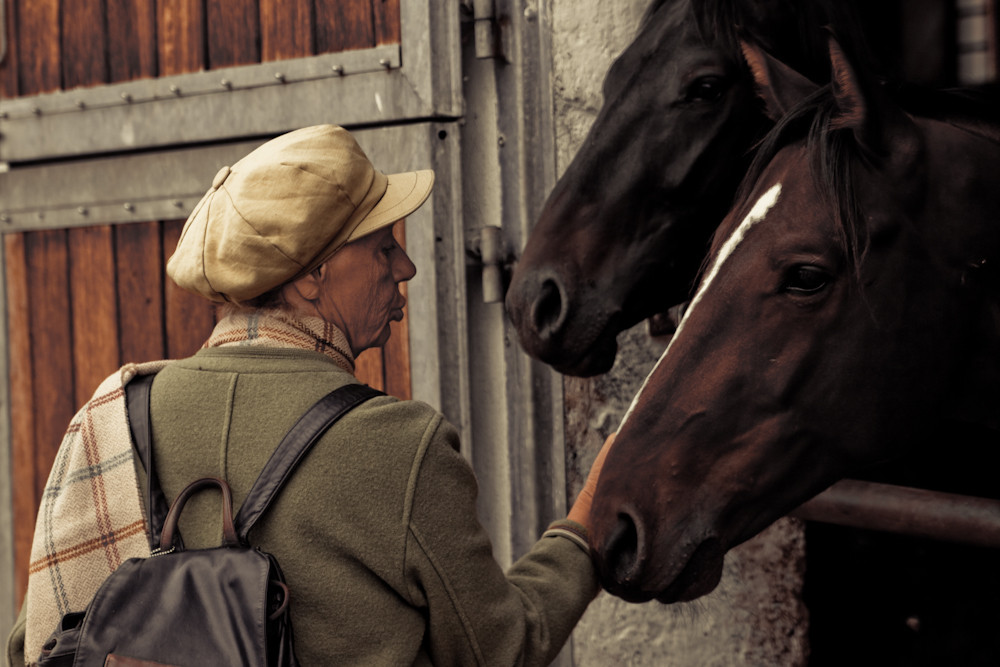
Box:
(791, 479, 1000, 549)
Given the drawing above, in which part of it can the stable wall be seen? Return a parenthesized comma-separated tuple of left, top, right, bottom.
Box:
(547, 1, 810, 664)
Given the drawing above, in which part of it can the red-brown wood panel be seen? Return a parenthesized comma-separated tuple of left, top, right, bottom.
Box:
(0, 0, 18, 97)
(6, 234, 34, 607)
(373, 0, 401, 46)
(116, 221, 167, 362)
(162, 220, 217, 358)
(70, 226, 121, 407)
(24, 231, 76, 513)
(15, 0, 61, 95)
(315, 0, 375, 53)
(158, 0, 205, 76)
(355, 348, 385, 392)
(260, 0, 314, 62)
(206, 0, 260, 68)
(61, 0, 109, 88)
(106, 0, 158, 83)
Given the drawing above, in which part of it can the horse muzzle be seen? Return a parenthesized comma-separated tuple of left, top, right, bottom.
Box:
(593, 510, 726, 603)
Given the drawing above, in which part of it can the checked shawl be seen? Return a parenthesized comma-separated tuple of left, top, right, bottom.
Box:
(23, 360, 168, 666)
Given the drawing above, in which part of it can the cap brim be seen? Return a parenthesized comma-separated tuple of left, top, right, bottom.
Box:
(346, 169, 435, 242)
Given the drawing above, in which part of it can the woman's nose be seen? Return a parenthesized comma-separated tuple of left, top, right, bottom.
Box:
(395, 251, 417, 281)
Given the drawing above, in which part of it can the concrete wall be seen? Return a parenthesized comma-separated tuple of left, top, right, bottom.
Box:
(547, 1, 810, 664)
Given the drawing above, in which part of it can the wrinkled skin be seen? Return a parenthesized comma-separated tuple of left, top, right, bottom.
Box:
(588, 42, 1000, 603)
(505, 0, 869, 376)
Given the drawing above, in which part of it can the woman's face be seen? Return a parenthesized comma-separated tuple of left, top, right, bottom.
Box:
(315, 223, 417, 355)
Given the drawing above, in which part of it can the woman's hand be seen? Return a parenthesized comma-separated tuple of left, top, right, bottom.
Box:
(567, 432, 616, 531)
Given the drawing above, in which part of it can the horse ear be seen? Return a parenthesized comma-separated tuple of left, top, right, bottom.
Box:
(828, 36, 913, 158)
(740, 40, 820, 121)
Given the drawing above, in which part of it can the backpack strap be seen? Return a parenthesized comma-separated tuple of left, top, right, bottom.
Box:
(234, 383, 383, 543)
(125, 373, 174, 550)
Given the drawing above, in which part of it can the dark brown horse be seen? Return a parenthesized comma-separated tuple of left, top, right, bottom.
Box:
(588, 39, 1000, 603)
(505, 0, 875, 376)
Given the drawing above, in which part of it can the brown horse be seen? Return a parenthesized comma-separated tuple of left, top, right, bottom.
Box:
(588, 38, 1000, 603)
(505, 0, 876, 376)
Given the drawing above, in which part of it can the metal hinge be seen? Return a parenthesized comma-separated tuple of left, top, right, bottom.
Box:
(462, 0, 508, 60)
(467, 226, 507, 303)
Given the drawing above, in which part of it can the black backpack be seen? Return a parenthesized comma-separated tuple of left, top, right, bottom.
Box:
(37, 376, 382, 667)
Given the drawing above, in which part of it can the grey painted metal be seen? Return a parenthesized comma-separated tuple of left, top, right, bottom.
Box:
(793, 479, 1000, 549)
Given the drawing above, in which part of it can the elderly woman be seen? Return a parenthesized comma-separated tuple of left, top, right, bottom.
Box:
(9, 125, 608, 666)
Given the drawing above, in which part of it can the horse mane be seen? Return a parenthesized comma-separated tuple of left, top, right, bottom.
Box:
(727, 85, 871, 277)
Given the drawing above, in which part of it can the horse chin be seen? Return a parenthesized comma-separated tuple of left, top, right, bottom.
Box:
(551, 338, 619, 376)
(615, 538, 726, 605)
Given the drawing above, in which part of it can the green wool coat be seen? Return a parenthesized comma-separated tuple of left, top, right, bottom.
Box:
(8, 346, 598, 666)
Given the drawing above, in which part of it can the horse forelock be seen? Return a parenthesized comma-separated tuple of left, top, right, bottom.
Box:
(618, 183, 783, 432)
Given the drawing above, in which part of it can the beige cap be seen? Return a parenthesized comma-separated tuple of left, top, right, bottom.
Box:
(166, 125, 435, 302)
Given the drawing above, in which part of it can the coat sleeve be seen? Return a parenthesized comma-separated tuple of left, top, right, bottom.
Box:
(401, 417, 600, 666)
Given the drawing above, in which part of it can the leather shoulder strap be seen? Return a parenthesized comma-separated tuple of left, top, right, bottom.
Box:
(125, 373, 172, 550)
(235, 383, 383, 543)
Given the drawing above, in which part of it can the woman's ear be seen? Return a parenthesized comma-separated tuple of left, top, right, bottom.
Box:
(285, 266, 325, 303)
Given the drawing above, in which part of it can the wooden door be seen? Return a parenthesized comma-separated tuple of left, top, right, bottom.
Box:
(0, 0, 421, 609)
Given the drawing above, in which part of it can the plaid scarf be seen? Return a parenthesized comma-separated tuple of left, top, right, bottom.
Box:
(205, 310, 355, 373)
(23, 312, 354, 665)
(23, 360, 168, 666)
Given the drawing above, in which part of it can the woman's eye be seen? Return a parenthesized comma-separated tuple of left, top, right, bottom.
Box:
(782, 265, 831, 295)
(684, 76, 726, 103)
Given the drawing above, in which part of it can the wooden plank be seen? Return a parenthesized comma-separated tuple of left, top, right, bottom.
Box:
(69, 226, 120, 407)
(5, 234, 35, 605)
(116, 221, 166, 362)
(0, 0, 19, 97)
(61, 0, 109, 88)
(355, 348, 385, 392)
(315, 0, 374, 54)
(259, 0, 313, 62)
(383, 221, 411, 399)
(157, 0, 205, 76)
(162, 220, 216, 358)
(373, 0, 401, 46)
(25, 231, 76, 524)
(206, 0, 260, 68)
(15, 0, 61, 95)
(106, 0, 158, 83)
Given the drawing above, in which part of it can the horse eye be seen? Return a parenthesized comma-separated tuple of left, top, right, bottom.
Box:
(782, 265, 831, 295)
(684, 76, 726, 103)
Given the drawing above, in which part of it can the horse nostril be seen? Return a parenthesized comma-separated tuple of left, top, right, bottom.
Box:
(530, 277, 567, 342)
(603, 513, 641, 587)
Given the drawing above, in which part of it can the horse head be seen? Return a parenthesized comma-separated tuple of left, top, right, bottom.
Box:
(505, 0, 873, 376)
(588, 38, 1000, 603)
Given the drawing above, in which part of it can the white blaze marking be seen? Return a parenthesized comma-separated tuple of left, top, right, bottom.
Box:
(618, 183, 783, 430)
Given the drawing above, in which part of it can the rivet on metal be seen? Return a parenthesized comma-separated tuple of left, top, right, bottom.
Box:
(0, 111, 7, 119)
(123, 203, 135, 212)
(169, 84, 181, 95)
(378, 58, 390, 69)
(32, 107, 41, 116)
(173, 200, 184, 208)
(274, 72, 286, 82)
(76, 100, 86, 110)
(331, 64, 344, 75)
(77, 206, 89, 216)
(220, 79, 232, 89)
(36, 212, 45, 220)
(0, 214, 10, 224)
(121, 92, 133, 103)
